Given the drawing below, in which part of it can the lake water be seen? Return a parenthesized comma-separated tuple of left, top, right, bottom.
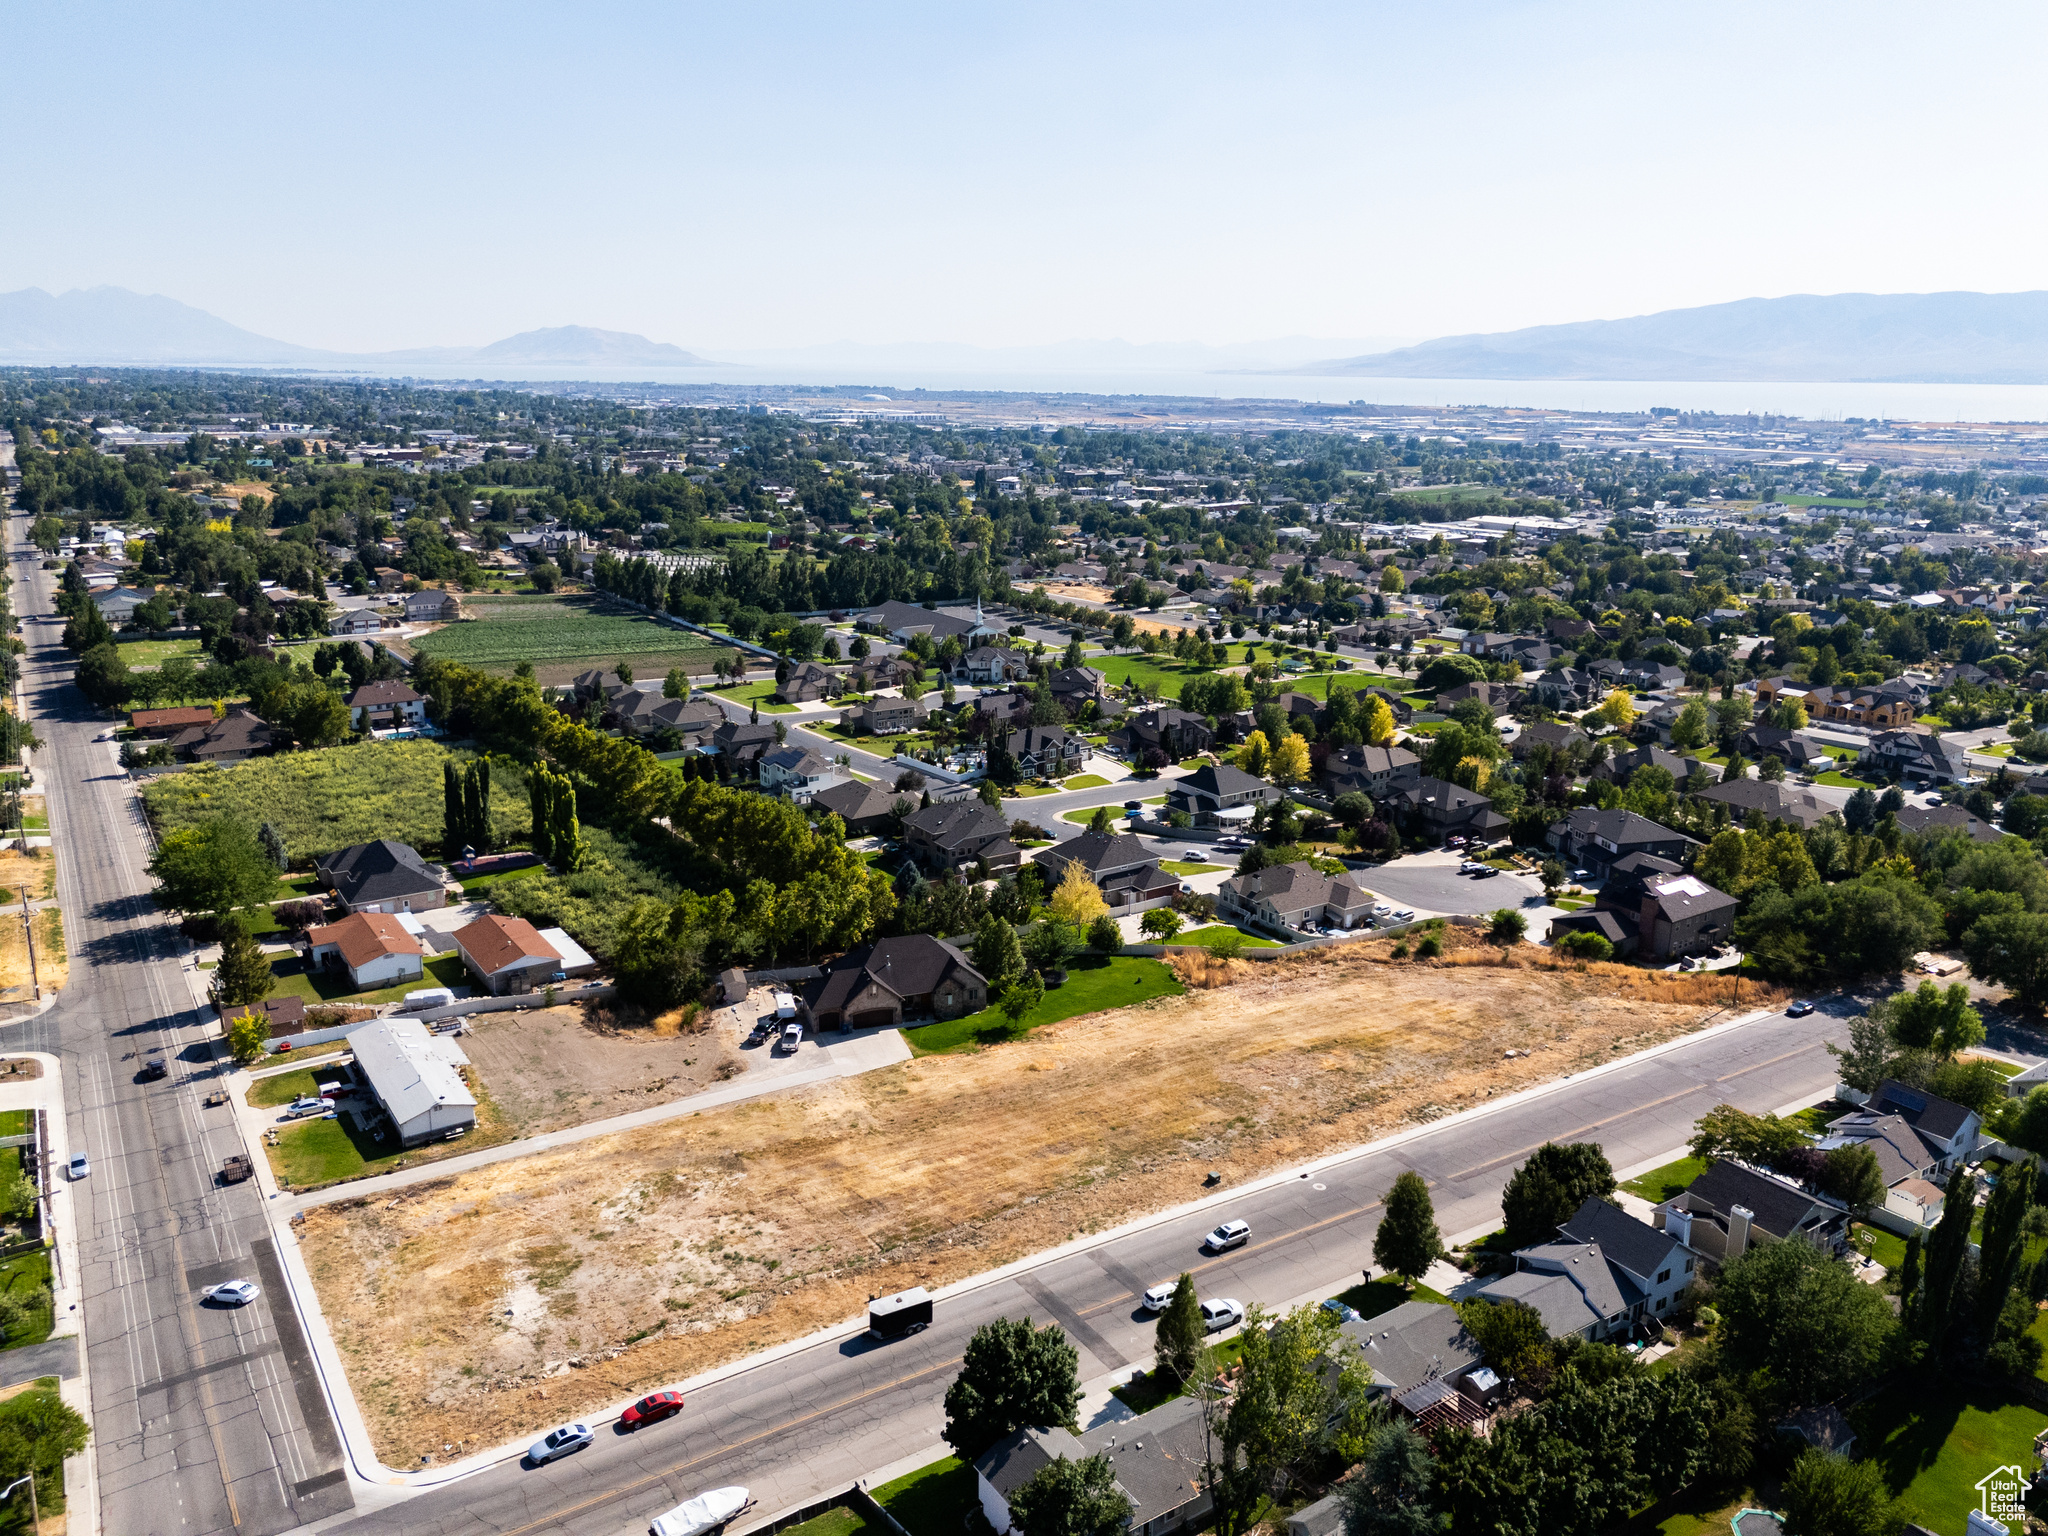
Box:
(322, 360, 2048, 423)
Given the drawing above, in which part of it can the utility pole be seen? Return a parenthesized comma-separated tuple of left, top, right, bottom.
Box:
(19, 886, 35, 1001)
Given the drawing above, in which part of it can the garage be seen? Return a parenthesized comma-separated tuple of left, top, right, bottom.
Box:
(850, 1006, 900, 1029)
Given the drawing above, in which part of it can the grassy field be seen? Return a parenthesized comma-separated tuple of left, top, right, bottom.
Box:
(708, 679, 798, 712)
(1160, 860, 1223, 875)
(871, 1457, 987, 1536)
(1179, 924, 1285, 949)
(143, 740, 530, 860)
(410, 594, 727, 674)
(1855, 1381, 2047, 1533)
(1850, 1221, 1909, 1273)
(265, 951, 469, 1008)
(1815, 770, 1882, 790)
(1621, 1154, 1708, 1202)
(776, 1509, 875, 1536)
(115, 636, 205, 668)
(247, 1059, 352, 1109)
(907, 956, 1184, 1055)
(1065, 774, 1110, 790)
(1090, 644, 1257, 699)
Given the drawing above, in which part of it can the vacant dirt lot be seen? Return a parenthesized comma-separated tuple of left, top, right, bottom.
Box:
(459, 1005, 742, 1136)
(300, 938, 1782, 1463)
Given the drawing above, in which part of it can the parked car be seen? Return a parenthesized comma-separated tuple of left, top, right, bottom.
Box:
(1370, 902, 1392, 916)
(203, 1279, 260, 1307)
(1142, 1283, 1177, 1313)
(1473, 866, 1500, 879)
(282, 1097, 326, 1119)
(67, 1152, 87, 1180)
(650, 1486, 751, 1536)
(1446, 836, 1465, 848)
(1124, 800, 1144, 812)
(1390, 908, 1416, 922)
(1319, 1298, 1360, 1323)
(1459, 860, 1483, 874)
(526, 1423, 595, 1466)
(620, 1391, 685, 1430)
(778, 1022, 804, 1053)
(1786, 1000, 1816, 1017)
(1202, 1219, 1250, 1253)
(1200, 1297, 1246, 1332)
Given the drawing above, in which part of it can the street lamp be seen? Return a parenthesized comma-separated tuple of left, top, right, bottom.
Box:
(3, 1470, 39, 1533)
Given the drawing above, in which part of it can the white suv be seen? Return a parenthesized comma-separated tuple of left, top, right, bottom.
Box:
(1203, 1220, 1250, 1253)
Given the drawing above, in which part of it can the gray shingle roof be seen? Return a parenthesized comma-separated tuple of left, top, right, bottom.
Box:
(1557, 1195, 1686, 1284)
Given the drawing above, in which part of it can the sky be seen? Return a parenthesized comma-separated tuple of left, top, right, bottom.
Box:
(8, 1, 2048, 358)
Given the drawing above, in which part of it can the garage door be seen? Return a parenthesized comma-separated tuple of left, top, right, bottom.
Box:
(850, 1008, 898, 1029)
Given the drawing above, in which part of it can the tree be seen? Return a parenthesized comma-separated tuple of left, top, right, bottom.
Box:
(1554, 929, 1614, 960)
(1047, 862, 1109, 927)
(999, 971, 1044, 1022)
(1539, 860, 1566, 897)
(1153, 1272, 1204, 1385)
(1268, 733, 1311, 786)
(1008, 1454, 1131, 1536)
(1217, 1303, 1371, 1528)
(1817, 1144, 1884, 1209)
(1780, 1449, 1896, 1536)
(1087, 914, 1122, 954)
(1024, 919, 1080, 975)
(225, 1008, 270, 1065)
(1140, 907, 1182, 943)
(1361, 695, 1396, 747)
(663, 667, 688, 699)
(1589, 688, 1637, 731)
(973, 914, 1025, 986)
(1884, 980, 1983, 1056)
(1373, 1171, 1441, 1284)
(1960, 910, 2048, 1009)
(1085, 805, 1114, 835)
(1716, 1238, 1897, 1408)
(1826, 1012, 1896, 1094)
(528, 560, 560, 592)
(1688, 1103, 1807, 1166)
(1918, 1169, 1979, 1346)
(1501, 1141, 1615, 1248)
(74, 642, 129, 706)
(942, 1316, 1080, 1457)
(1487, 908, 1526, 947)
(211, 916, 275, 1008)
(0, 1383, 89, 1512)
(1235, 730, 1272, 779)
(444, 760, 467, 859)
(1977, 1158, 2036, 1346)
(146, 818, 279, 915)
(257, 822, 290, 870)
(1454, 1297, 1553, 1380)
(1340, 1420, 1441, 1536)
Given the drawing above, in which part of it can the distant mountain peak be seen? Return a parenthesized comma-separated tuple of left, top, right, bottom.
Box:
(470, 325, 710, 365)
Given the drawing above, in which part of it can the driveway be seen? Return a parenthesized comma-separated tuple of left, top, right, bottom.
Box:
(1362, 849, 1548, 922)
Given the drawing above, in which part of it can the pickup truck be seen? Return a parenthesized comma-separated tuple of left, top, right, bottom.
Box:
(219, 1155, 253, 1184)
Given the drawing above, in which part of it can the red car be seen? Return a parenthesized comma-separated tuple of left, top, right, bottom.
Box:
(620, 1391, 685, 1430)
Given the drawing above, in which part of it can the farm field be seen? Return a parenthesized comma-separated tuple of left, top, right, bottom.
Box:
(411, 595, 731, 685)
(300, 936, 1785, 1464)
(142, 739, 530, 860)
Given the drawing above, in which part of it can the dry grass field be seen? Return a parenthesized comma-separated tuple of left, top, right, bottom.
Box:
(299, 936, 1784, 1463)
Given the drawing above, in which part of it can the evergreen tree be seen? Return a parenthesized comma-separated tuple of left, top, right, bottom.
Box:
(1917, 1169, 1977, 1347)
(527, 769, 554, 863)
(464, 758, 493, 853)
(1373, 1171, 1442, 1284)
(257, 822, 289, 870)
(443, 761, 465, 860)
(1899, 1232, 1921, 1321)
(212, 916, 275, 1009)
(973, 913, 1024, 986)
(1154, 1272, 1205, 1386)
(1977, 1159, 2035, 1344)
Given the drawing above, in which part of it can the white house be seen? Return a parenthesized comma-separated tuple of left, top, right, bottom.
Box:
(303, 912, 426, 992)
(346, 1018, 476, 1145)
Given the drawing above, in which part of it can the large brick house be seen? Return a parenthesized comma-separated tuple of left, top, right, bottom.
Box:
(802, 935, 988, 1030)
(903, 802, 1020, 874)
(1032, 830, 1177, 911)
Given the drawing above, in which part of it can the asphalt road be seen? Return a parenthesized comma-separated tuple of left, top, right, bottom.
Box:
(1354, 851, 1549, 920)
(4, 500, 354, 1535)
(317, 998, 1852, 1536)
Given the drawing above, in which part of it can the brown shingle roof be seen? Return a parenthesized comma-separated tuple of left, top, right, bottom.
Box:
(306, 912, 425, 970)
(453, 913, 558, 976)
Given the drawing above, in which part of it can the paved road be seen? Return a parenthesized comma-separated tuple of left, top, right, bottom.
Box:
(3, 497, 355, 1534)
(317, 998, 1851, 1536)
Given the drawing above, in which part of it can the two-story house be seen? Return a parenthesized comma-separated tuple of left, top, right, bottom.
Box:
(773, 660, 839, 704)
(840, 697, 927, 736)
(1001, 725, 1088, 779)
(903, 802, 1021, 874)
(1320, 744, 1421, 801)
(1655, 1159, 1849, 1267)
(1471, 1195, 1701, 1340)
(1218, 861, 1378, 934)
(1109, 706, 1214, 762)
(1032, 830, 1177, 911)
(954, 645, 1032, 686)
(346, 679, 428, 732)
(1860, 728, 1970, 784)
(756, 746, 844, 804)
(1546, 807, 1699, 879)
(1164, 763, 1277, 829)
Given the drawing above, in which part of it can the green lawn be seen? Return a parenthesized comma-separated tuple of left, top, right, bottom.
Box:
(1332, 1276, 1449, 1316)
(270, 1113, 374, 1186)
(905, 956, 1184, 1056)
(1064, 774, 1110, 790)
(0, 1246, 53, 1350)
(1854, 1381, 2048, 1534)
(1968, 1055, 2024, 1079)
(1178, 924, 1285, 949)
(1112, 1332, 1250, 1414)
(1160, 860, 1223, 875)
(709, 679, 798, 712)
(1850, 1221, 1909, 1273)
(1089, 645, 1258, 700)
(1815, 770, 1881, 790)
(775, 1509, 876, 1536)
(458, 864, 546, 895)
(1552, 896, 1592, 911)
(115, 636, 205, 669)
(0, 1111, 28, 1139)
(1621, 1155, 1708, 1202)
(265, 951, 469, 1007)
(248, 1060, 351, 1109)
(871, 1456, 989, 1536)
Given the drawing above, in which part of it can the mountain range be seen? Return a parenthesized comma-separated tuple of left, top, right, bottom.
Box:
(0, 287, 713, 368)
(1312, 291, 2048, 384)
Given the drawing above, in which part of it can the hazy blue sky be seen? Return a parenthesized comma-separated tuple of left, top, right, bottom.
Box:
(9, 1, 2045, 354)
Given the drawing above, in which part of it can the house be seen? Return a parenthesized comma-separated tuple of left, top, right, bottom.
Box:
(1739, 725, 1836, 771)
(1435, 680, 1520, 717)
(757, 746, 843, 803)
(614, 690, 725, 742)
(711, 719, 780, 772)
(217, 994, 308, 1040)
(845, 655, 919, 693)
(1321, 744, 1421, 800)
(1388, 777, 1510, 843)
(304, 911, 427, 991)
(403, 589, 460, 623)
(1109, 706, 1214, 762)
(1164, 762, 1278, 831)
(1603, 745, 1722, 786)
(1033, 830, 1178, 911)
(839, 697, 927, 736)
(329, 609, 383, 636)
(973, 1396, 1214, 1536)
(346, 679, 428, 731)
(1655, 1159, 1850, 1265)
(1219, 861, 1379, 933)
(373, 567, 405, 592)
(1473, 1196, 1700, 1339)
(1798, 683, 1916, 729)
(1048, 666, 1108, 710)
(167, 708, 272, 764)
(1336, 1300, 1487, 1418)
(810, 778, 907, 836)
(773, 660, 838, 704)
(1693, 778, 1835, 831)
(1842, 1079, 1982, 1174)
(92, 586, 152, 623)
(1512, 720, 1591, 759)
(802, 934, 988, 1029)
(1895, 803, 2000, 842)
(315, 839, 448, 914)
(1001, 725, 1087, 779)
(1860, 728, 1970, 784)
(128, 705, 216, 737)
(452, 913, 565, 995)
(954, 645, 1031, 686)
(1547, 807, 1699, 878)
(1563, 854, 1737, 960)
(346, 1017, 476, 1145)
(903, 802, 1021, 874)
